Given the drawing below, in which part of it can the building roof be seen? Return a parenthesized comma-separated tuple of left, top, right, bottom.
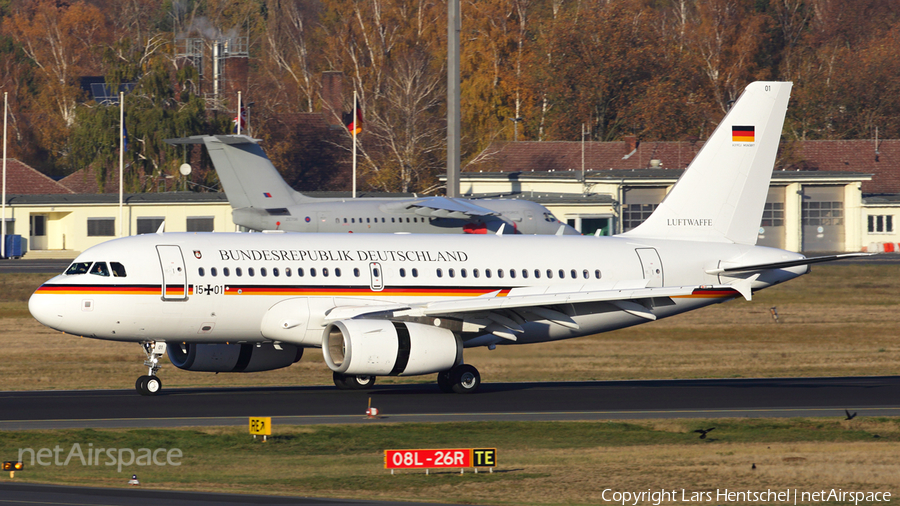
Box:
(5, 191, 228, 206)
(58, 165, 123, 194)
(466, 139, 895, 193)
(457, 169, 872, 185)
(1, 159, 73, 194)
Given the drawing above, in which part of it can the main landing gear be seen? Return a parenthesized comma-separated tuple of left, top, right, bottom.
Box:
(333, 372, 376, 390)
(136, 341, 167, 396)
(437, 364, 481, 394)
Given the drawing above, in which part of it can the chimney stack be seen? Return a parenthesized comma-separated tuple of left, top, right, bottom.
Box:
(321, 71, 344, 127)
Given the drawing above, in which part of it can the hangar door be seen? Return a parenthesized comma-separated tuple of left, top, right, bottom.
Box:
(757, 187, 785, 249)
(801, 186, 844, 252)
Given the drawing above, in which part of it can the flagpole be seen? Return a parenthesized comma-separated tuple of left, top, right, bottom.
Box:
(2, 92, 7, 259)
(119, 91, 124, 237)
(352, 89, 357, 199)
(237, 91, 242, 136)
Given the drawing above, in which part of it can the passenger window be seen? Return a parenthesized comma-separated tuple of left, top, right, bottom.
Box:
(461, 268, 467, 278)
(412, 268, 418, 277)
(497, 269, 503, 278)
(353, 268, 360, 277)
(534, 269, 540, 279)
(571, 269, 577, 279)
(558, 269, 564, 279)
(310, 268, 317, 277)
(335, 218, 339, 224)
(473, 269, 479, 278)
(437, 268, 443, 278)
(110, 262, 127, 277)
(522, 269, 528, 279)
(406, 217, 410, 223)
(400, 268, 406, 277)
(89, 262, 110, 277)
(65, 262, 91, 275)
(381, 218, 385, 223)
(343, 218, 347, 223)
(223, 267, 230, 276)
(391, 218, 396, 223)
(260, 268, 267, 277)
(547, 269, 553, 279)
(583, 269, 589, 279)
(509, 269, 515, 279)
(485, 269, 492, 278)
(198, 267, 205, 277)
(273, 268, 279, 277)
(248, 268, 255, 276)
(367, 218, 370, 223)
(351, 218, 355, 223)
(285, 267, 292, 277)
(335, 268, 342, 277)
(298, 268, 305, 277)
(595, 269, 602, 279)
(449, 268, 455, 278)
(236, 267, 242, 276)
(211, 267, 217, 277)
(323, 268, 329, 277)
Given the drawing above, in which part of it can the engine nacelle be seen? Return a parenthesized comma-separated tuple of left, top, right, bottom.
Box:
(322, 320, 461, 376)
(168, 343, 303, 372)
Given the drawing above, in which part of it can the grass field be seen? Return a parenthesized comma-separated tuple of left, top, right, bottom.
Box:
(1, 419, 898, 505)
(1, 264, 898, 391)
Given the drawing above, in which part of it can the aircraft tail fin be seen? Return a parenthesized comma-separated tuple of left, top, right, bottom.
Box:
(165, 135, 305, 210)
(621, 82, 792, 245)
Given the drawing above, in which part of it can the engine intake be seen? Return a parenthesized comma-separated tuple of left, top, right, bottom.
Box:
(323, 320, 461, 376)
(168, 343, 303, 372)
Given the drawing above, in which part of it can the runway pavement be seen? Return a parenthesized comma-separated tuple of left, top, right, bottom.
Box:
(0, 483, 456, 506)
(2, 376, 900, 430)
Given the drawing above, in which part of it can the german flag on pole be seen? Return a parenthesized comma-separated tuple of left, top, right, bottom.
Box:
(732, 125, 755, 142)
(343, 99, 363, 135)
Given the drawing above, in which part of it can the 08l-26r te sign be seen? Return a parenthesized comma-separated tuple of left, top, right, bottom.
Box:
(384, 448, 496, 469)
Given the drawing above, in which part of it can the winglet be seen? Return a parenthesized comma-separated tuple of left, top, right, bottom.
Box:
(496, 224, 506, 236)
(155, 221, 166, 234)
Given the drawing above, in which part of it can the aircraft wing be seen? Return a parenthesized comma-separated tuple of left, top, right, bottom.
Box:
(322, 284, 737, 340)
(705, 253, 872, 275)
(380, 196, 499, 218)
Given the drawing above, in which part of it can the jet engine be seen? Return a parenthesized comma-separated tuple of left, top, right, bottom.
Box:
(167, 342, 303, 372)
(322, 320, 461, 376)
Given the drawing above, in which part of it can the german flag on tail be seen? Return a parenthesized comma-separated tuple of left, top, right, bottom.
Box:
(732, 125, 755, 142)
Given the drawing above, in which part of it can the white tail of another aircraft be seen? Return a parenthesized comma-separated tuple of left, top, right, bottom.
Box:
(167, 135, 305, 210)
(622, 81, 792, 245)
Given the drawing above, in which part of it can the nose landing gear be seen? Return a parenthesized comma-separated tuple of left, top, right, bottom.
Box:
(136, 342, 167, 396)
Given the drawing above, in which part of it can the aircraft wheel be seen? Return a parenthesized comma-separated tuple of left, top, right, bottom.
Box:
(436, 371, 454, 393)
(333, 372, 376, 390)
(450, 364, 481, 394)
(135, 376, 149, 395)
(144, 376, 162, 396)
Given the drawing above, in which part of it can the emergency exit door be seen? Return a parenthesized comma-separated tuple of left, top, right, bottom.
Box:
(635, 248, 664, 287)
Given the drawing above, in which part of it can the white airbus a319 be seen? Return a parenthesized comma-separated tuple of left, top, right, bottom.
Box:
(29, 82, 865, 395)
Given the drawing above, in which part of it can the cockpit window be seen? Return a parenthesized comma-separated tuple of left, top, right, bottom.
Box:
(65, 262, 91, 275)
(89, 262, 110, 277)
(543, 212, 558, 223)
(110, 262, 127, 277)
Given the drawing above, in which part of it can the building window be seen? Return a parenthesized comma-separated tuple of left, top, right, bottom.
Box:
(187, 217, 214, 232)
(1, 218, 14, 235)
(761, 202, 784, 227)
(802, 201, 844, 226)
(87, 218, 115, 237)
(30, 215, 46, 237)
(137, 217, 165, 235)
(868, 215, 894, 234)
(622, 188, 667, 231)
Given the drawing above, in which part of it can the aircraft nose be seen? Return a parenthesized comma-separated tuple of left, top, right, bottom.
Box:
(29, 289, 66, 331)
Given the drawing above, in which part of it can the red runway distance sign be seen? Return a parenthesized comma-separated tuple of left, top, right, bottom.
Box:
(384, 448, 496, 469)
